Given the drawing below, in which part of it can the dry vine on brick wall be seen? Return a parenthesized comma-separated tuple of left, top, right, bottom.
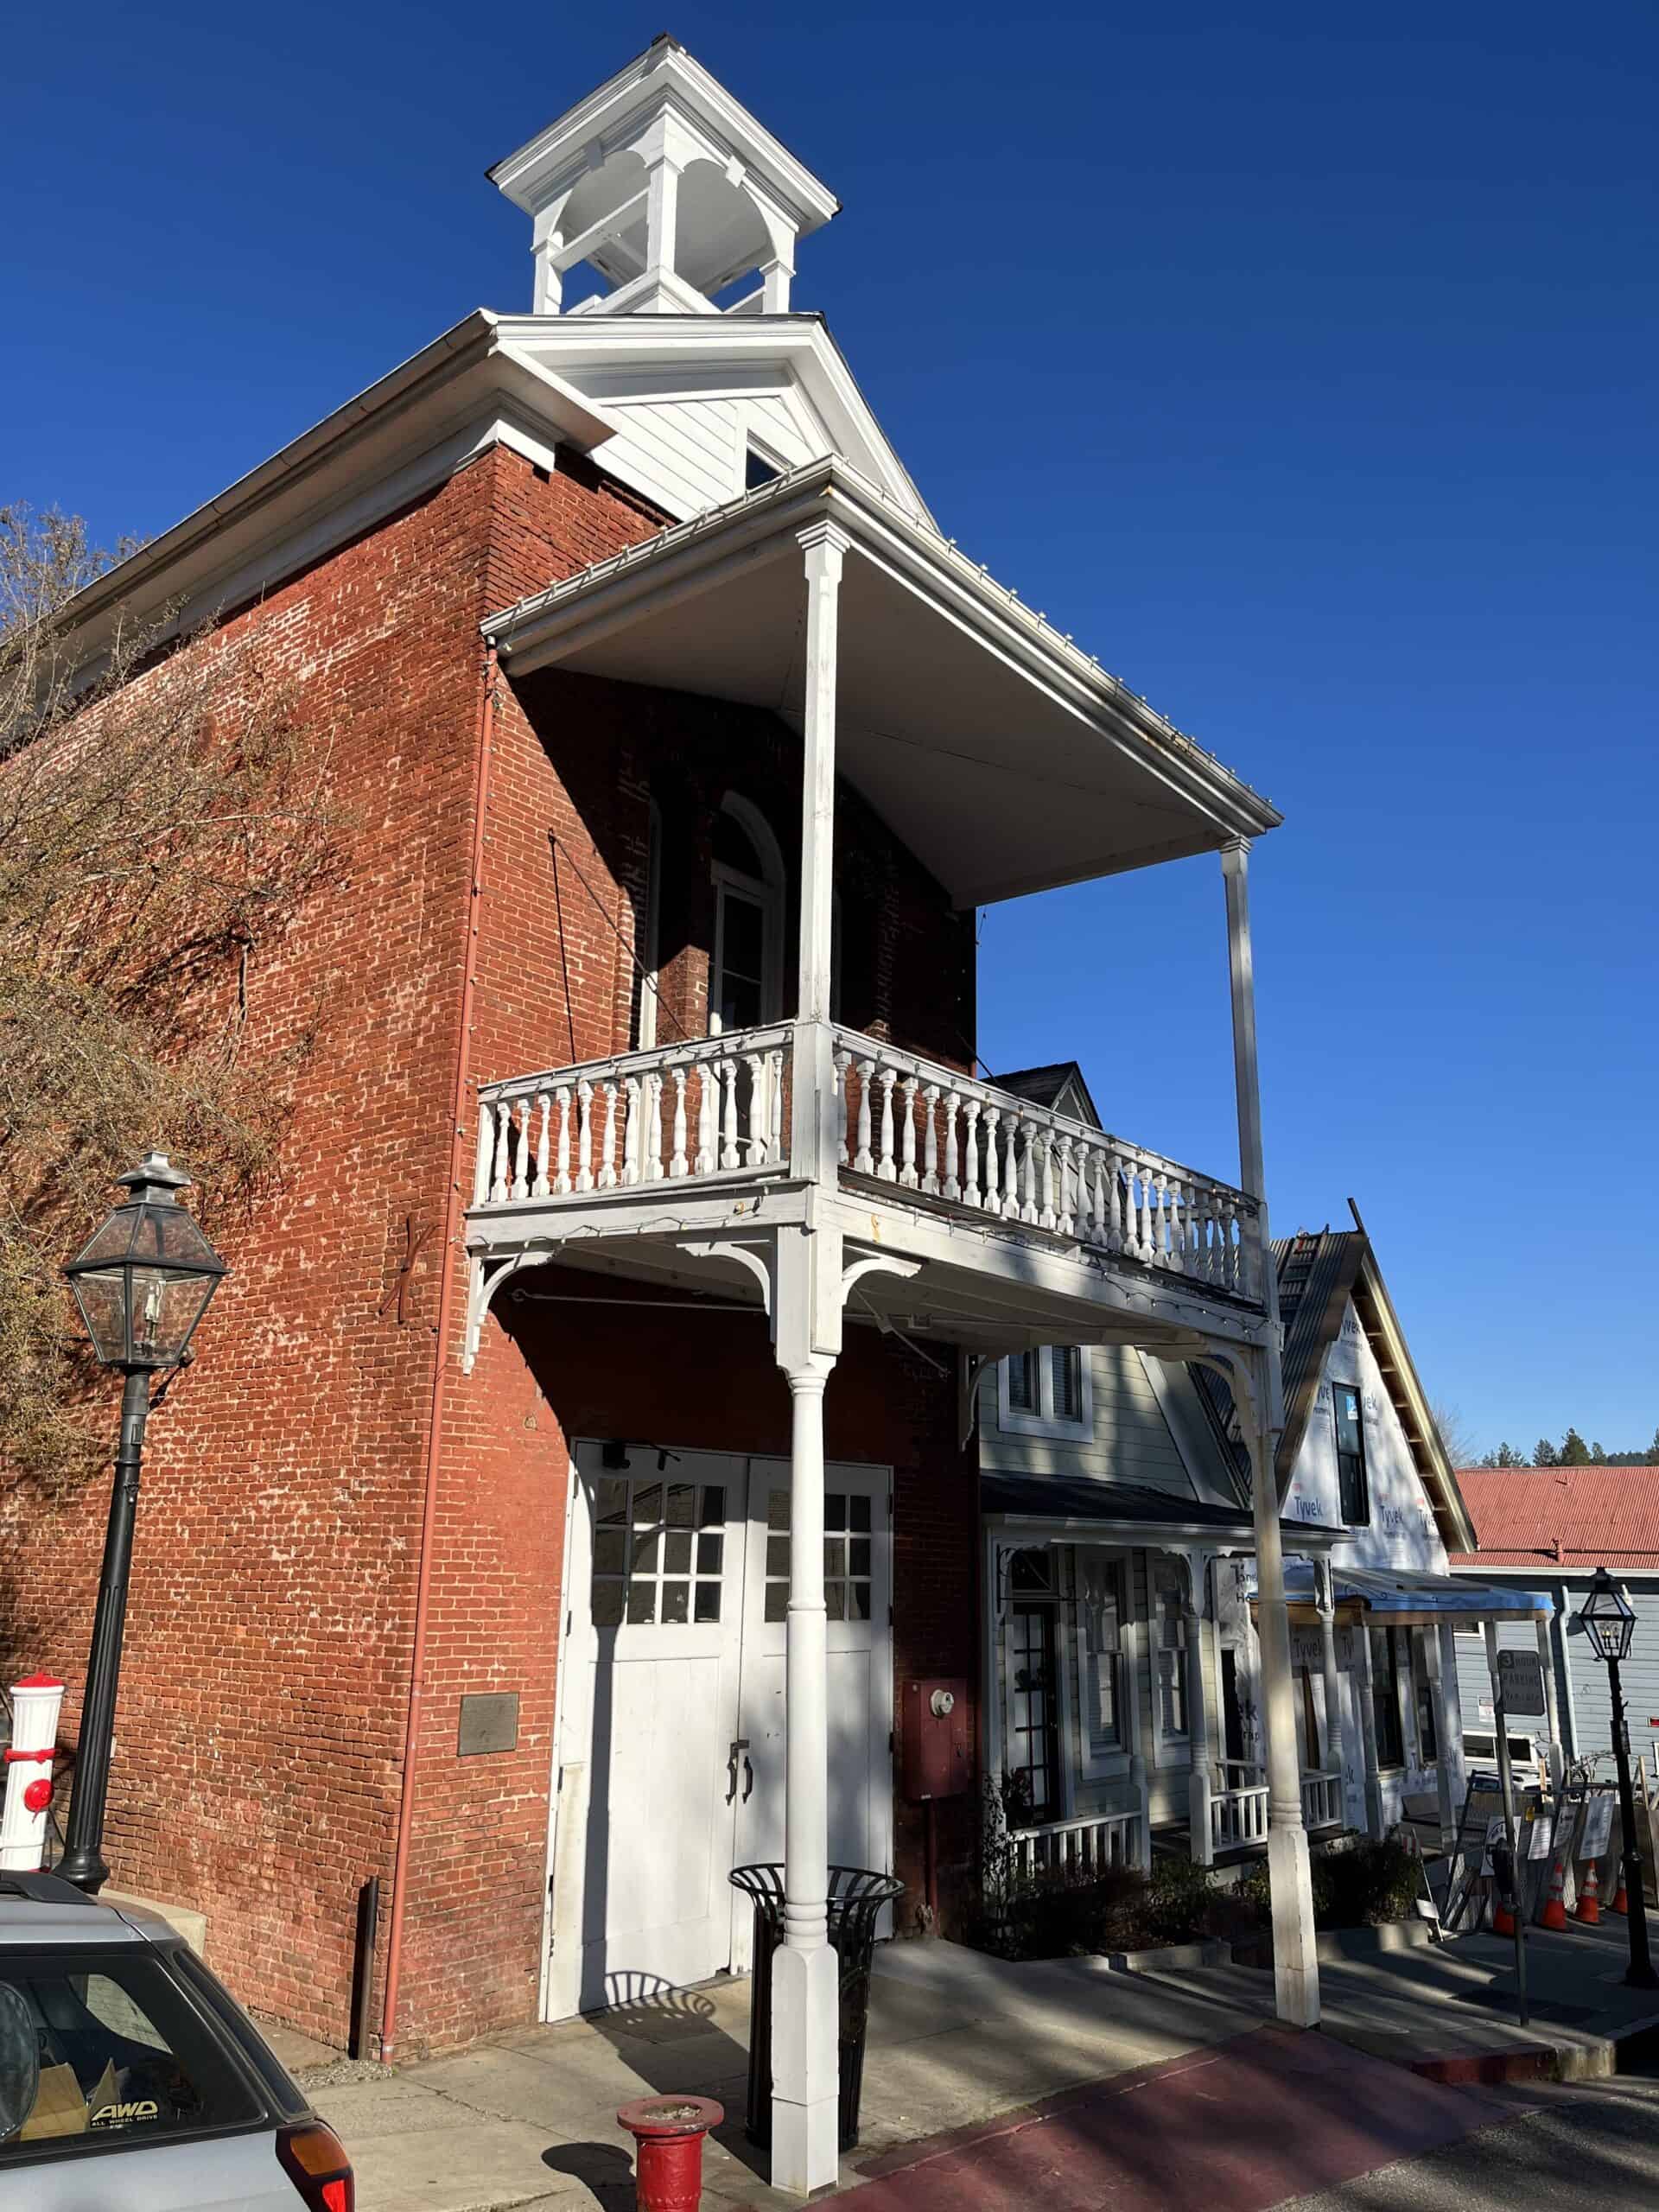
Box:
(0, 505, 342, 1494)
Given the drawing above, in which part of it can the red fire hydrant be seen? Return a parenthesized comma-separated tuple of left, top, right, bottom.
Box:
(615, 2094, 724, 2212)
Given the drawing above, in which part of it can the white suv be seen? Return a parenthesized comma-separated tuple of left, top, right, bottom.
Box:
(0, 1870, 353, 2209)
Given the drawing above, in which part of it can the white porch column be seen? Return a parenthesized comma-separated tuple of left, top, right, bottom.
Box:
(1424, 1623, 1459, 1849)
(1535, 1613, 1566, 1788)
(1223, 836, 1319, 2027)
(1127, 1613, 1152, 1869)
(772, 1350, 839, 2193)
(761, 1212, 918, 2196)
(1351, 1620, 1385, 1840)
(1184, 1559, 1213, 1866)
(1315, 1562, 1344, 1786)
(791, 523, 849, 1189)
(767, 1219, 846, 2196)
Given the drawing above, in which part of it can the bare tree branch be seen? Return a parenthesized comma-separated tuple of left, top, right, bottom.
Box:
(0, 504, 342, 1495)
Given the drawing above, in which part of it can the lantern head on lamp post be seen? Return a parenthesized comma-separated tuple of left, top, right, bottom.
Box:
(56, 1154, 226, 1893)
(1575, 1565, 1658, 1988)
(1579, 1567, 1637, 1664)
(64, 1154, 226, 1371)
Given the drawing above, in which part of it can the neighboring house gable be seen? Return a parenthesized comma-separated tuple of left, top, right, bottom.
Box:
(1285, 1292, 1446, 1572)
(1273, 1226, 1473, 1563)
(979, 1342, 1226, 1504)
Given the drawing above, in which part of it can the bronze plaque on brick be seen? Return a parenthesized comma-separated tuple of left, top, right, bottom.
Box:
(457, 1692, 519, 1757)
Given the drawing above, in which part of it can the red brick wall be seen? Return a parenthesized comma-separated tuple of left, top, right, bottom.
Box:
(0, 443, 661, 2046)
(0, 431, 982, 2057)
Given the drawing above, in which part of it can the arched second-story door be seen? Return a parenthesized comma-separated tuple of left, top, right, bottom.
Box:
(709, 793, 785, 1035)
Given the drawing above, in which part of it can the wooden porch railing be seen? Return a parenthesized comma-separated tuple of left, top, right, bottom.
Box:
(832, 1030, 1261, 1300)
(1010, 1808, 1145, 1882)
(473, 1022, 1265, 1313)
(1205, 1762, 1346, 1859)
(1300, 1767, 1344, 1831)
(474, 1027, 791, 1204)
(1210, 1777, 1270, 1854)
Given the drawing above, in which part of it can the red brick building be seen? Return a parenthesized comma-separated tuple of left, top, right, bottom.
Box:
(4, 41, 1308, 2183)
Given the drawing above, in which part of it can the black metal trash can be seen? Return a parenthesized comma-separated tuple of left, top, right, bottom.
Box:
(729, 1862, 904, 2152)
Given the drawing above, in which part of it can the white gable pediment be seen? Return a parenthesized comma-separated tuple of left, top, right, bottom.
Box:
(1283, 1294, 1447, 1572)
(495, 315, 931, 526)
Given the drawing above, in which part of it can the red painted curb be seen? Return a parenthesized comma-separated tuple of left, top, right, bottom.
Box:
(1410, 2048, 1566, 2086)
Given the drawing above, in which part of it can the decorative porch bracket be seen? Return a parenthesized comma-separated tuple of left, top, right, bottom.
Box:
(461, 1246, 557, 1373)
(957, 1351, 992, 1450)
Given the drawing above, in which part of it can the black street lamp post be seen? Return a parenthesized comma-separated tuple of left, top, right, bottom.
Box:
(1576, 1566, 1659, 1990)
(57, 1154, 226, 1894)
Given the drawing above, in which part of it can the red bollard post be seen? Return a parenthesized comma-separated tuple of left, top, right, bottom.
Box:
(616, 2094, 724, 2212)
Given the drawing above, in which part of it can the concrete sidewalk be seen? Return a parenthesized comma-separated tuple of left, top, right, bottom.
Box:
(311, 1944, 1266, 2211)
(1141, 1922, 1659, 2082)
(302, 1926, 1659, 2212)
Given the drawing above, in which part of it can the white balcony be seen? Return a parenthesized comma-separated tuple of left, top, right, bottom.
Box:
(832, 1033, 1260, 1304)
(467, 1020, 1268, 1366)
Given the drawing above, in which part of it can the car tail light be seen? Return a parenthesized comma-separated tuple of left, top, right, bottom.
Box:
(276, 2120, 354, 2211)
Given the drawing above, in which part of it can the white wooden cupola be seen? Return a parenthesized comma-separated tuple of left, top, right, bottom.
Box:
(489, 36, 839, 319)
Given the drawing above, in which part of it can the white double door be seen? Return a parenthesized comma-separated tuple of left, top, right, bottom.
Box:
(548, 1444, 893, 2019)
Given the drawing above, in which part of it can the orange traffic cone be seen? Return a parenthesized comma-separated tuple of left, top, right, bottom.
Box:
(1493, 1893, 1516, 1936)
(1541, 1853, 1568, 1931)
(1575, 1859, 1601, 1925)
(1611, 1867, 1629, 1916)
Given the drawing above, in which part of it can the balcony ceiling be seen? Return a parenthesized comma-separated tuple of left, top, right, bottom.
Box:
(486, 460, 1281, 909)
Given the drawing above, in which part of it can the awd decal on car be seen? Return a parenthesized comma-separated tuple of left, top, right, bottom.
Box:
(91, 2098, 161, 2128)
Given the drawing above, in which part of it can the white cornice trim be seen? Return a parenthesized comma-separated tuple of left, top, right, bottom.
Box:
(487, 39, 839, 234)
(55, 315, 619, 661)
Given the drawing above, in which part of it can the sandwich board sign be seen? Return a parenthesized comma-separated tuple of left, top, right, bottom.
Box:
(1497, 1649, 1547, 1716)
(1580, 1792, 1615, 1860)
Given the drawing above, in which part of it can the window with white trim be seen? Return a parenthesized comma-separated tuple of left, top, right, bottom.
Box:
(1152, 1560, 1189, 1740)
(998, 1344, 1092, 1440)
(1002, 1549, 1063, 1819)
(1077, 1548, 1128, 1777)
(710, 795, 784, 1035)
(1333, 1382, 1369, 1526)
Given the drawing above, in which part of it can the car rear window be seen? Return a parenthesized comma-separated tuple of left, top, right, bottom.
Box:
(0, 1946, 262, 2160)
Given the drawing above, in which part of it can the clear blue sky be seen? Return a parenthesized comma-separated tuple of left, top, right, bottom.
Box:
(5, 4, 1655, 1458)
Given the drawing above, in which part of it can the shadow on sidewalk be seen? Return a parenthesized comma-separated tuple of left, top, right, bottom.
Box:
(542, 2142, 637, 2209)
(582, 1977, 768, 2188)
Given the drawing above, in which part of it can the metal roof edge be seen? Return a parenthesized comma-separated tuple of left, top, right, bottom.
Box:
(483, 453, 1282, 840)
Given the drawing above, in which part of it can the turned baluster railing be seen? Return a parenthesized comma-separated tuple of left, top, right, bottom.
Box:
(478, 1026, 1263, 1309)
(829, 1030, 1262, 1301)
(476, 1028, 790, 1207)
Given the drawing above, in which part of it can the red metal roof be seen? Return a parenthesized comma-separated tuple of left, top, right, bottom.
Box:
(1449, 1467, 1659, 1568)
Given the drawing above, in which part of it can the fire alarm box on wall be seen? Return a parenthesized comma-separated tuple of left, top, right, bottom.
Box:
(899, 1677, 971, 1802)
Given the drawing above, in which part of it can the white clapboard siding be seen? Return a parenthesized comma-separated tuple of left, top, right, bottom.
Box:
(598, 397, 744, 517)
(979, 1345, 1199, 1496)
(1452, 1618, 1541, 1761)
(590, 381, 838, 518)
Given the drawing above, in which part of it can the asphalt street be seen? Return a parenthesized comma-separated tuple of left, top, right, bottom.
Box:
(1281, 2072, 1659, 2212)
